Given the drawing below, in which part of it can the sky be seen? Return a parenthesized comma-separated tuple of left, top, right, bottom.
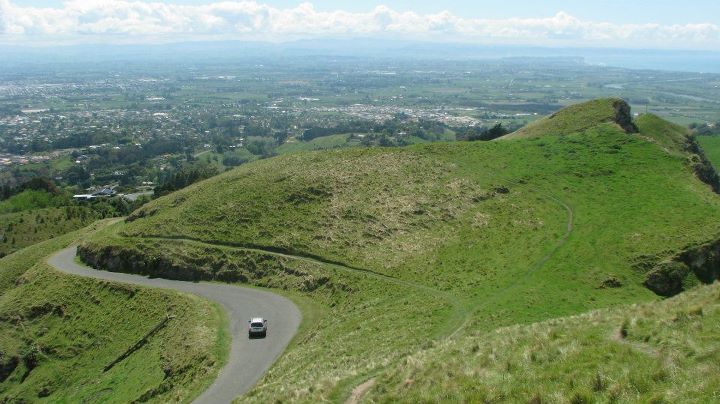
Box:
(1, 0, 719, 49)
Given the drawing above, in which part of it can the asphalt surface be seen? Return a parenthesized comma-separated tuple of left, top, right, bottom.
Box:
(47, 246, 301, 404)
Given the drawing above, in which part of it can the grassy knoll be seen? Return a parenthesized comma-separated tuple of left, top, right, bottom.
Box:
(81, 99, 720, 401)
(196, 148, 259, 171)
(0, 222, 227, 403)
(364, 281, 720, 403)
(504, 97, 637, 139)
(276, 134, 356, 155)
(0, 185, 150, 257)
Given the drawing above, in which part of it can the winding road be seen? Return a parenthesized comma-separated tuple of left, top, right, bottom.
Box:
(43, 187, 573, 403)
(47, 246, 301, 404)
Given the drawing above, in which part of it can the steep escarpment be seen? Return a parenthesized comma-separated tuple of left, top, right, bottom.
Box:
(636, 113, 720, 193)
(686, 136, 720, 193)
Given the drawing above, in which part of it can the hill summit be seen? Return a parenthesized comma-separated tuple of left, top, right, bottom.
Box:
(503, 98, 638, 139)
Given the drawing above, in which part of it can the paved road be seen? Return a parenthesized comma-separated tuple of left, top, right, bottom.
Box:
(47, 246, 301, 404)
(120, 191, 154, 201)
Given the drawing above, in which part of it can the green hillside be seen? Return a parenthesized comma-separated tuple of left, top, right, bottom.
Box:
(0, 207, 102, 257)
(364, 281, 720, 403)
(80, 99, 720, 401)
(698, 136, 720, 168)
(503, 97, 638, 139)
(0, 222, 227, 403)
(0, 184, 152, 257)
(0, 190, 67, 214)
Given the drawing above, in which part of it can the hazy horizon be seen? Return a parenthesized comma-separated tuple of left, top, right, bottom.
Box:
(2, 39, 720, 74)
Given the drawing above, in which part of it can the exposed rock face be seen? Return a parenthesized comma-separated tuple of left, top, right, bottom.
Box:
(644, 261, 691, 297)
(78, 244, 207, 282)
(600, 276, 623, 289)
(685, 136, 720, 193)
(0, 355, 19, 383)
(643, 239, 720, 296)
(77, 241, 336, 293)
(612, 99, 638, 134)
(679, 240, 720, 284)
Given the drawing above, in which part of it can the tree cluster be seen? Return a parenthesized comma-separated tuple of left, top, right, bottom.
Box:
(154, 162, 220, 196)
(691, 122, 720, 136)
(1, 177, 59, 201)
(455, 123, 511, 141)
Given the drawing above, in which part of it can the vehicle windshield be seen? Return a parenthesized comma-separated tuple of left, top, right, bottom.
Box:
(251, 322, 264, 328)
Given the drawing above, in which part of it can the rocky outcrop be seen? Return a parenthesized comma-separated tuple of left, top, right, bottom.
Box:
(685, 136, 720, 193)
(78, 243, 208, 282)
(644, 261, 692, 297)
(612, 99, 638, 134)
(0, 355, 19, 383)
(643, 239, 720, 296)
(77, 241, 335, 293)
(679, 240, 720, 284)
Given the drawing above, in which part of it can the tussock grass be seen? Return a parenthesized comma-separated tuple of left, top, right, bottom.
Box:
(364, 282, 720, 403)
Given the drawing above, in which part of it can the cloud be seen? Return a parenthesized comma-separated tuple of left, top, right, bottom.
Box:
(0, 1, 718, 49)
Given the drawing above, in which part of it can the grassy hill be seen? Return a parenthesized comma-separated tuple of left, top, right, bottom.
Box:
(0, 222, 227, 402)
(698, 135, 720, 168)
(79, 98, 720, 401)
(0, 207, 102, 257)
(276, 134, 357, 155)
(0, 186, 151, 257)
(0, 190, 67, 214)
(503, 97, 638, 139)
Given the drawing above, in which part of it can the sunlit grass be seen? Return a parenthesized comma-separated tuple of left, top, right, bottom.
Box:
(81, 100, 720, 401)
(0, 222, 227, 403)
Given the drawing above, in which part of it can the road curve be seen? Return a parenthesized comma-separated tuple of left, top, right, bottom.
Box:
(47, 246, 301, 404)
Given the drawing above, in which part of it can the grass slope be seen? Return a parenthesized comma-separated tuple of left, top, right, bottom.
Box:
(0, 222, 227, 403)
(504, 97, 636, 139)
(698, 136, 720, 168)
(364, 281, 720, 403)
(82, 99, 720, 401)
(0, 190, 66, 214)
(0, 207, 102, 257)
